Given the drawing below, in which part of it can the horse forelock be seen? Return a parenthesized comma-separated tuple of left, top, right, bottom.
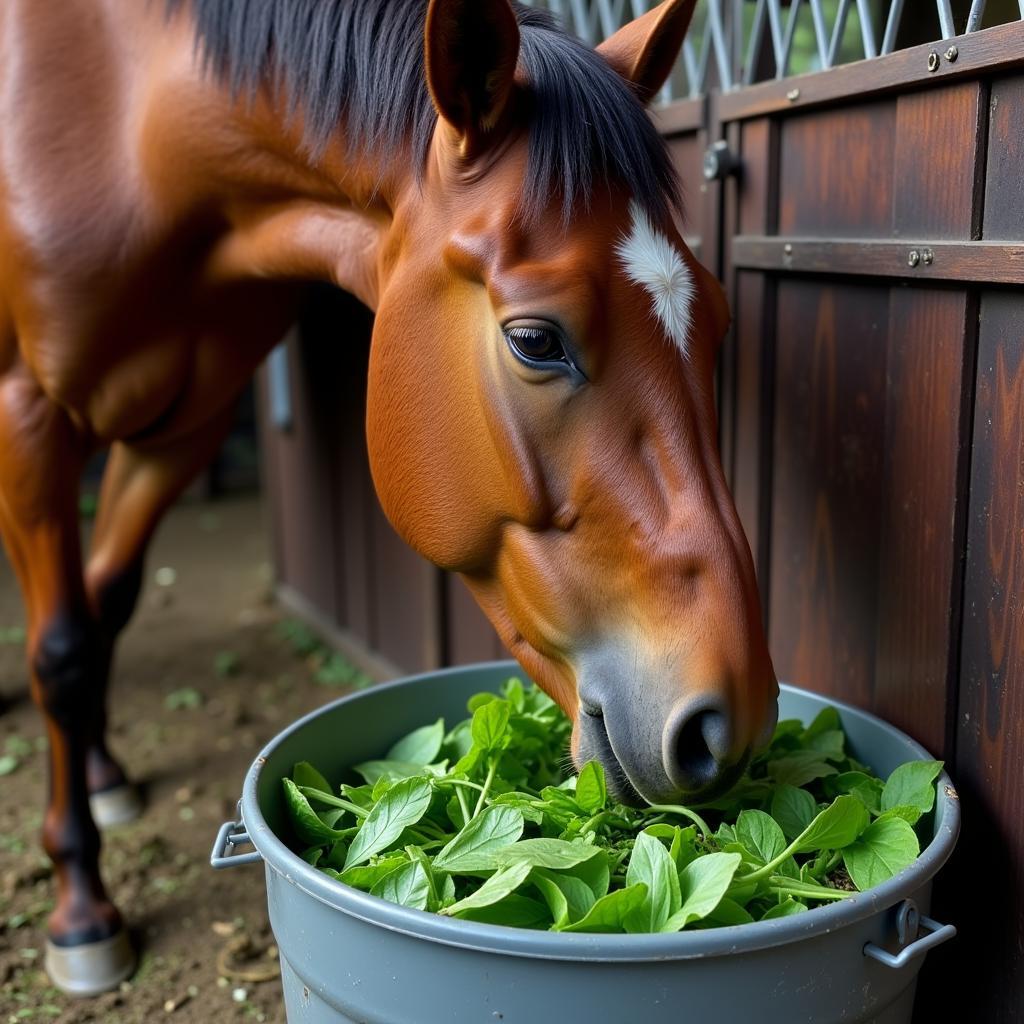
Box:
(165, 0, 681, 226)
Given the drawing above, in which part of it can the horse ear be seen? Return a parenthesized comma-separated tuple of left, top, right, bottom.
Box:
(425, 0, 521, 156)
(596, 0, 697, 104)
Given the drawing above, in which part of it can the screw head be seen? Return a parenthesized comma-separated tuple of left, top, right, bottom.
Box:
(922, 248, 934, 266)
(945, 45, 959, 62)
(783, 243, 794, 256)
(786, 88, 801, 102)
(927, 51, 940, 72)
(907, 249, 921, 267)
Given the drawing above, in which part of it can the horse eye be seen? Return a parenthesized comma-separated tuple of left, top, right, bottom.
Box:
(504, 325, 567, 365)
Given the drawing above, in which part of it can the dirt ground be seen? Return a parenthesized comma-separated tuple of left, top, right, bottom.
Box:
(0, 496, 374, 1024)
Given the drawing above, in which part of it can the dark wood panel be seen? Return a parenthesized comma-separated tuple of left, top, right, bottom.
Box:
(652, 96, 705, 135)
(893, 83, 984, 239)
(944, 291, 1024, 1024)
(768, 280, 889, 709)
(873, 288, 971, 757)
(444, 574, 506, 665)
(732, 236, 1024, 283)
(777, 102, 895, 238)
(718, 20, 1024, 122)
(983, 75, 1024, 240)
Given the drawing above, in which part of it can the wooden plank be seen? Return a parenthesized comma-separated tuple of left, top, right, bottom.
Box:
(768, 280, 889, 709)
(893, 83, 984, 239)
(777, 102, 895, 238)
(984, 75, 1024, 240)
(732, 237, 1024, 283)
(948, 291, 1024, 1024)
(873, 288, 970, 757)
(651, 95, 704, 136)
(718, 20, 1024, 122)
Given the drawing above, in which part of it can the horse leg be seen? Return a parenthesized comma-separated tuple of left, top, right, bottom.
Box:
(0, 367, 134, 996)
(81, 408, 240, 823)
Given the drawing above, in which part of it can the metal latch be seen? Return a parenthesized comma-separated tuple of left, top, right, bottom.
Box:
(863, 899, 956, 969)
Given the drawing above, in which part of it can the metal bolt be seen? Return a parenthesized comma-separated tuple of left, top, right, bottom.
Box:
(786, 88, 801, 102)
(927, 51, 940, 72)
(783, 243, 794, 256)
(922, 248, 934, 266)
(907, 249, 920, 267)
(945, 45, 958, 62)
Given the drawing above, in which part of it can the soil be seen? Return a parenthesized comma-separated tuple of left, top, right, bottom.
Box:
(0, 496, 373, 1024)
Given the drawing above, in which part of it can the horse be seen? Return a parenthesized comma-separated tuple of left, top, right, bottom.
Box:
(0, 0, 778, 996)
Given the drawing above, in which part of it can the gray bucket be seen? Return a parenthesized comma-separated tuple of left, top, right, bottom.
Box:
(212, 661, 959, 1024)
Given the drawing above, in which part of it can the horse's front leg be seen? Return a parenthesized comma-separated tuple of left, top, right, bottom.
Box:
(0, 366, 134, 995)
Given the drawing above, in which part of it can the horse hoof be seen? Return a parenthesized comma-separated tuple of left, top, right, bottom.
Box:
(89, 784, 144, 828)
(45, 929, 136, 996)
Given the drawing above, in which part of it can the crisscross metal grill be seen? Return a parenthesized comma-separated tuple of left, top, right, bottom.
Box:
(525, 0, 1024, 99)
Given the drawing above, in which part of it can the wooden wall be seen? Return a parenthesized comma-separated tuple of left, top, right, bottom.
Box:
(259, 21, 1024, 1023)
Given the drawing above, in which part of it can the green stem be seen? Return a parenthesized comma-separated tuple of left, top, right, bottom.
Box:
(454, 786, 471, 827)
(473, 757, 499, 818)
(298, 787, 369, 819)
(643, 804, 711, 838)
(767, 877, 854, 901)
(444, 779, 486, 793)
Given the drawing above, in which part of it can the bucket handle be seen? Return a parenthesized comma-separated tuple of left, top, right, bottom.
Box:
(864, 900, 956, 969)
(211, 818, 263, 870)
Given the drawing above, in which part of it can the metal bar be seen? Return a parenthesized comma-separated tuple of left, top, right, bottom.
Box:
(965, 0, 987, 32)
(864, 916, 958, 969)
(827, 0, 853, 67)
(764, 0, 786, 75)
(780, 0, 804, 78)
(935, 0, 956, 38)
(805, 0, 831, 67)
(681, 36, 700, 96)
(880, 0, 906, 54)
(706, 0, 734, 90)
(743, 0, 768, 85)
(856, 0, 878, 57)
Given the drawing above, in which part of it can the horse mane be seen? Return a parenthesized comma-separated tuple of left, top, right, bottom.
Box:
(166, 0, 681, 223)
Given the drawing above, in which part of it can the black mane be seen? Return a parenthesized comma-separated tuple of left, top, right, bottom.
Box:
(167, 0, 681, 223)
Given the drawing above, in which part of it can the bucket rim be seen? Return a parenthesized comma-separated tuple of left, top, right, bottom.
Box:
(240, 661, 960, 962)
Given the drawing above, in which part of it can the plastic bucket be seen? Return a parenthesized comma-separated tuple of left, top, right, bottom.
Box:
(212, 661, 959, 1024)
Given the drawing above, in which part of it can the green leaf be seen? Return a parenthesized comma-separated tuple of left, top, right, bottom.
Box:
(352, 760, 448, 785)
(569, 850, 611, 900)
(843, 818, 920, 891)
(736, 810, 786, 865)
(830, 771, 884, 815)
(768, 751, 839, 787)
(625, 831, 681, 932)
(876, 805, 922, 826)
(293, 761, 332, 794)
(560, 884, 649, 933)
(532, 869, 595, 924)
(662, 853, 742, 931)
(491, 839, 600, 871)
(770, 785, 818, 842)
(807, 729, 846, 762)
(455, 893, 550, 928)
(575, 761, 607, 814)
(386, 719, 445, 766)
(336, 854, 409, 891)
(0, 755, 18, 776)
(371, 859, 430, 910)
(343, 777, 433, 869)
(432, 805, 524, 873)
(761, 898, 808, 920)
(704, 897, 754, 926)
(881, 761, 943, 816)
(531, 872, 569, 927)
(441, 860, 532, 916)
(471, 700, 511, 752)
(282, 778, 346, 846)
(803, 706, 840, 739)
(792, 796, 869, 853)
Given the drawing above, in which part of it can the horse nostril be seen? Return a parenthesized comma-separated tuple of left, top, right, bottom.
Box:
(665, 707, 731, 793)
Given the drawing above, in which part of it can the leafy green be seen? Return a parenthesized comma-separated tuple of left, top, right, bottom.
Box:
(280, 678, 943, 934)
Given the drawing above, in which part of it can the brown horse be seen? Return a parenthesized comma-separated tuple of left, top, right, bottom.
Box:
(0, 0, 777, 995)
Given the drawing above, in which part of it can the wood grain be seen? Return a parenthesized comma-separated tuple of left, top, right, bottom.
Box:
(777, 102, 895, 238)
(983, 75, 1024, 240)
(946, 292, 1024, 1024)
(768, 280, 889, 709)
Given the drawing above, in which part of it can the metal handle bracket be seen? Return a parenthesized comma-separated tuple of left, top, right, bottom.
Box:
(211, 818, 263, 870)
(864, 901, 956, 969)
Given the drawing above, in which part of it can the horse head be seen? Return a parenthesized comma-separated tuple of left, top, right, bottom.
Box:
(366, 0, 778, 804)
